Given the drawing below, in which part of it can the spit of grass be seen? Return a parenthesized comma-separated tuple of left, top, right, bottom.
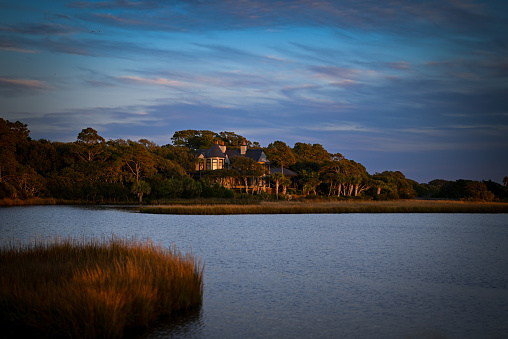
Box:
(140, 200, 508, 215)
(0, 235, 204, 339)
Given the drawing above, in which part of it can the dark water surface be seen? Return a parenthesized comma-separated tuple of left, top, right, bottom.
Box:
(1, 206, 507, 338)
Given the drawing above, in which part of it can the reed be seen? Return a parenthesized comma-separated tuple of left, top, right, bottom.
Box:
(140, 200, 508, 215)
(0, 235, 204, 338)
(0, 197, 58, 206)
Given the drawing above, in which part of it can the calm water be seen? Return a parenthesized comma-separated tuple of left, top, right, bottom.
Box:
(1, 206, 507, 338)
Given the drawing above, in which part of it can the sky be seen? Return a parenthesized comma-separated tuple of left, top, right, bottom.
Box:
(1, 0, 507, 184)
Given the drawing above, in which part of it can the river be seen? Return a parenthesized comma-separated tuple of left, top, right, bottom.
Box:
(1, 205, 507, 338)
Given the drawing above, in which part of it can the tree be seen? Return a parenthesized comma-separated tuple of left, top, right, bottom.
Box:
(203, 168, 238, 189)
(18, 139, 58, 175)
(504, 176, 508, 188)
(74, 127, 106, 162)
(230, 156, 265, 193)
(293, 142, 331, 163)
(303, 177, 321, 195)
(265, 141, 296, 175)
(319, 159, 370, 197)
(270, 172, 283, 199)
(372, 171, 416, 199)
(171, 130, 258, 151)
(131, 180, 151, 203)
(171, 130, 216, 151)
(120, 140, 157, 183)
(216, 131, 255, 148)
(157, 144, 195, 173)
(279, 174, 292, 195)
(0, 119, 30, 184)
(465, 181, 494, 201)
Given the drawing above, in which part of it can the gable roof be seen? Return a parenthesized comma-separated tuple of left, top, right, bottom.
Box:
(226, 149, 270, 163)
(270, 167, 298, 176)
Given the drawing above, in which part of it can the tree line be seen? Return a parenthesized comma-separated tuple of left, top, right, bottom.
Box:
(1, 119, 507, 203)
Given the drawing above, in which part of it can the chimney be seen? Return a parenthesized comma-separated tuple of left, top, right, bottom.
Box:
(219, 141, 226, 153)
(240, 140, 247, 155)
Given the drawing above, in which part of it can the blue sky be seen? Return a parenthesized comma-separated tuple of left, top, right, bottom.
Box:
(1, 0, 507, 183)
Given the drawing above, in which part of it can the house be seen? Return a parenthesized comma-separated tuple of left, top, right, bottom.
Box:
(196, 140, 270, 173)
(195, 140, 271, 191)
(196, 140, 301, 194)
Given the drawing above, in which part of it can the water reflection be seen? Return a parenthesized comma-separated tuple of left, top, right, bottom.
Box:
(132, 306, 203, 339)
(2, 207, 508, 338)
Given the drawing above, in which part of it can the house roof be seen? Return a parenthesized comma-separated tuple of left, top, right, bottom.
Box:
(226, 149, 270, 163)
(206, 143, 226, 158)
(270, 167, 298, 176)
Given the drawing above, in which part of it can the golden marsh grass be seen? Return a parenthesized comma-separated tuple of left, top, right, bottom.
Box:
(140, 200, 508, 214)
(0, 235, 204, 338)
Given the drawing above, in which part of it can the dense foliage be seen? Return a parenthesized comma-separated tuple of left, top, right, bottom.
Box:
(1, 119, 506, 203)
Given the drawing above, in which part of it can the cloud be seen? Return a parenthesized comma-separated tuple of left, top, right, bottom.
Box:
(0, 23, 79, 35)
(93, 13, 147, 27)
(310, 66, 363, 79)
(0, 43, 39, 53)
(307, 122, 378, 133)
(384, 61, 412, 70)
(0, 77, 53, 95)
(60, 0, 505, 38)
(117, 75, 186, 87)
(114, 75, 208, 96)
(68, 1, 162, 10)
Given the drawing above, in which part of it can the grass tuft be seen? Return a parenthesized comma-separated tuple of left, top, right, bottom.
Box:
(0, 235, 203, 338)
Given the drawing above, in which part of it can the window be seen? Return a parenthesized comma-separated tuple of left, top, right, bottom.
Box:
(212, 159, 218, 170)
(206, 159, 211, 170)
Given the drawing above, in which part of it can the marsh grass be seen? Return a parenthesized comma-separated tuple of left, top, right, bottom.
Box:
(140, 200, 508, 215)
(0, 235, 204, 338)
(0, 197, 58, 206)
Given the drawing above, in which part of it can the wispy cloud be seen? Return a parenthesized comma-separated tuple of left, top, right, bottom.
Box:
(59, 0, 503, 37)
(0, 77, 52, 95)
(0, 23, 79, 35)
(0, 43, 39, 53)
(307, 122, 378, 133)
(68, 1, 162, 10)
(117, 75, 187, 87)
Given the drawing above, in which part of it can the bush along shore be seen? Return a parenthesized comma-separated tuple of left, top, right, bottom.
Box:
(139, 200, 508, 215)
(0, 235, 204, 339)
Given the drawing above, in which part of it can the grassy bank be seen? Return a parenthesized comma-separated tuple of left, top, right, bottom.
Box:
(0, 197, 59, 206)
(140, 200, 508, 214)
(0, 197, 261, 206)
(0, 236, 204, 338)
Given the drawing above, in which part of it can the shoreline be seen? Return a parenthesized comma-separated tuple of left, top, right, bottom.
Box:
(2, 198, 507, 214)
(139, 200, 508, 214)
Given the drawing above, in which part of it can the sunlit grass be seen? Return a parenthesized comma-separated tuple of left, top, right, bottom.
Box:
(0, 235, 203, 338)
(140, 200, 508, 214)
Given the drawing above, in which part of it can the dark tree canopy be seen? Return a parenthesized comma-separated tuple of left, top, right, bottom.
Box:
(265, 140, 296, 173)
(293, 142, 331, 163)
(171, 130, 258, 151)
(2, 118, 506, 203)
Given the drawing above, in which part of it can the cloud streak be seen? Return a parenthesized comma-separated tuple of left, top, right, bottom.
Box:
(0, 77, 52, 95)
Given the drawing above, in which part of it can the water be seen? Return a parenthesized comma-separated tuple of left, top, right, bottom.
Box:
(1, 206, 507, 338)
